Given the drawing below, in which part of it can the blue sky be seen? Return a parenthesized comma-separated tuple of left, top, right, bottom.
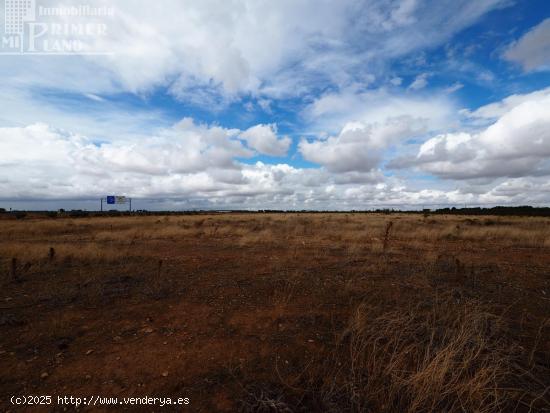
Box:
(1, 0, 550, 210)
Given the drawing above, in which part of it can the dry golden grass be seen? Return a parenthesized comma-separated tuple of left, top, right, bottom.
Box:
(1, 213, 549, 412)
(317, 293, 540, 412)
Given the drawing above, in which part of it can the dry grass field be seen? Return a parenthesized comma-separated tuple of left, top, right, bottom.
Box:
(0, 213, 549, 412)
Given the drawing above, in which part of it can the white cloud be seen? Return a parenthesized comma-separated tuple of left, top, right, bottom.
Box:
(0, 84, 167, 143)
(0, 120, 382, 207)
(390, 77, 403, 86)
(5, 0, 547, 209)
(299, 125, 381, 173)
(444, 82, 464, 94)
(504, 18, 550, 71)
(481, 177, 550, 204)
(389, 0, 418, 27)
(393, 87, 550, 179)
(0, 0, 510, 105)
(3, 119, 550, 209)
(84, 94, 106, 102)
(408, 73, 429, 90)
(240, 124, 291, 157)
(464, 86, 550, 120)
(0, 119, 250, 199)
(258, 99, 273, 113)
(298, 87, 457, 174)
(299, 116, 428, 173)
(303, 88, 455, 135)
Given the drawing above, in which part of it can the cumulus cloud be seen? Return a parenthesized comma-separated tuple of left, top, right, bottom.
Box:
(391, 88, 550, 179)
(4, 119, 550, 209)
(504, 18, 550, 71)
(463, 86, 550, 120)
(0, 120, 384, 208)
(299, 116, 428, 173)
(298, 87, 456, 174)
(482, 177, 550, 204)
(240, 124, 291, 157)
(0, 120, 489, 209)
(0, 120, 376, 207)
(299, 125, 381, 173)
(0, 119, 250, 199)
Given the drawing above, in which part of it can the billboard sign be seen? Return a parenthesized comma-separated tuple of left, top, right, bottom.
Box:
(102, 195, 131, 212)
(106, 195, 127, 204)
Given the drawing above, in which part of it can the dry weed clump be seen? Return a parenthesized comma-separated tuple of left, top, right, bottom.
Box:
(308, 293, 549, 413)
(239, 384, 294, 413)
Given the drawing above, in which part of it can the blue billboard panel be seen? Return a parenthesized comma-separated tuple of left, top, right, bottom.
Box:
(106, 196, 115, 204)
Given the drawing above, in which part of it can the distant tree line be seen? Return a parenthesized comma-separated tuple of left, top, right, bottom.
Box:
(426, 206, 550, 217)
(1, 205, 550, 218)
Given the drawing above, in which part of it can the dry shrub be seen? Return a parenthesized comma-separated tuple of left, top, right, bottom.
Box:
(310, 293, 549, 412)
(270, 271, 302, 318)
(239, 384, 294, 413)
